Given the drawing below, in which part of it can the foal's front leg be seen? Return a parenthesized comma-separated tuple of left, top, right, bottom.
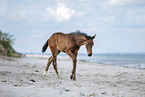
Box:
(70, 58, 77, 80)
(66, 50, 77, 80)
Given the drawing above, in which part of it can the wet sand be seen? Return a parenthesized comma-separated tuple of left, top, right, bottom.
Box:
(0, 54, 145, 97)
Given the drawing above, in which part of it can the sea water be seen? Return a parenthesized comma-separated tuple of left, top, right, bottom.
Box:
(78, 53, 145, 69)
(26, 53, 145, 69)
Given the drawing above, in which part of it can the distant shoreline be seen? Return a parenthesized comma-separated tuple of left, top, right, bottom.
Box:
(24, 53, 145, 69)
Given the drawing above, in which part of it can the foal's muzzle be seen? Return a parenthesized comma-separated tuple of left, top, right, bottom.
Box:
(88, 54, 92, 57)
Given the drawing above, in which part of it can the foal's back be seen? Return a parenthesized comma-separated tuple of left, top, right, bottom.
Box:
(48, 32, 77, 52)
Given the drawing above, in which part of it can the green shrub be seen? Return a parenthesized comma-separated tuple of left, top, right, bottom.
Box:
(0, 30, 20, 57)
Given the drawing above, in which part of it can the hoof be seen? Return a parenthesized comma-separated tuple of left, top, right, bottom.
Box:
(43, 74, 45, 77)
(43, 71, 47, 78)
(42, 74, 46, 79)
(70, 75, 73, 79)
(70, 75, 76, 81)
(73, 77, 76, 81)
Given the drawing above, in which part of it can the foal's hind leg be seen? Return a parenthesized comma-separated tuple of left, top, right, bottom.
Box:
(43, 50, 60, 78)
(52, 55, 60, 78)
(52, 49, 61, 78)
(43, 56, 53, 77)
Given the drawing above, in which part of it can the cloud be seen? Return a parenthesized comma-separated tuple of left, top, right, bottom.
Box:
(109, 0, 130, 6)
(76, 11, 84, 17)
(46, 3, 75, 22)
(108, 0, 145, 6)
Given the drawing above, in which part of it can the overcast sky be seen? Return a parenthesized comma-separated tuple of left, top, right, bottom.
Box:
(0, 0, 145, 54)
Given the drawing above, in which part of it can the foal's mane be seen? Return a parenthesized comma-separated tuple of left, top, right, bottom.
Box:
(69, 30, 92, 39)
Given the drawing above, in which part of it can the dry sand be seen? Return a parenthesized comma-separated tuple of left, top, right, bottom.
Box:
(0, 54, 145, 97)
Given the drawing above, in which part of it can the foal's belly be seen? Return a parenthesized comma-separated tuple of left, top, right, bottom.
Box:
(57, 45, 66, 52)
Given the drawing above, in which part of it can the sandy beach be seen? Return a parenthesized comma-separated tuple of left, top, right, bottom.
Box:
(0, 54, 145, 97)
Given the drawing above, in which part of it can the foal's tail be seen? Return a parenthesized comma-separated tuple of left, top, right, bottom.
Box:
(42, 40, 48, 53)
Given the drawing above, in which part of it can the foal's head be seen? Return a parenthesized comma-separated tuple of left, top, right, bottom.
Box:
(85, 35, 96, 57)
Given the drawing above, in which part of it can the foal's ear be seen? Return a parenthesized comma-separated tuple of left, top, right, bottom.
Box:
(92, 34, 96, 39)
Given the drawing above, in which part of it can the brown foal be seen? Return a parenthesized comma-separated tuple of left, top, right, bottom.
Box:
(42, 31, 96, 80)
